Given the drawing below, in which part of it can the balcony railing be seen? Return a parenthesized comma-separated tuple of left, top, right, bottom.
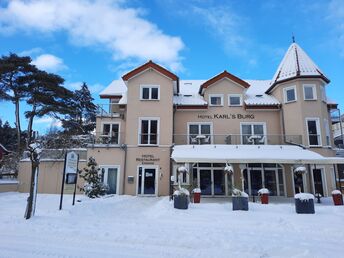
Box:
(173, 134, 303, 146)
(96, 103, 124, 117)
(88, 132, 124, 146)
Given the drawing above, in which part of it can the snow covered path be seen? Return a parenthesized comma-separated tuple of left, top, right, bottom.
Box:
(0, 193, 344, 258)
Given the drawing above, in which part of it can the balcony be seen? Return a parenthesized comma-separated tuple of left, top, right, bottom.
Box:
(96, 103, 124, 118)
(173, 134, 303, 146)
(88, 132, 124, 147)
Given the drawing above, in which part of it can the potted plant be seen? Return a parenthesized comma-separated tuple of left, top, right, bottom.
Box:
(232, 188, 249, 211)
(192, 188, 201, 203)
(258, 188, 270, 204)
(173, 188, 190, 209)
(331, 190, 343, 206)
(294, 193, 315, 214)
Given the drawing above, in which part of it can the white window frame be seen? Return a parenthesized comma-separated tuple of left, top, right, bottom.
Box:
(283, 85, 297, 103)
(209, 94, 224, 106)
(100, 122, 120, 144)
(140, 85, 160, 100)
(303, 84, 317, 101)
(310, 165, 328, 197)
(136, 165, 159, 196)
(240, 122, 267, 144)
(99, 165, 121, 194)
(228, 94, 243, 106)
(138, 117, 160, 146)
(324, 118, 331, 146)
(187, 122, 213, 144)
(305, 117, 322, 146)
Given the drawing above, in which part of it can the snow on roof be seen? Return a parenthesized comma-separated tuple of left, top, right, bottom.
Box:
(171, 145, 344, 164)
(272, 43, 328, 84)
(244, 80, 280, 106)
(179, 80, 205, 95)
(99, 80, 127, 97)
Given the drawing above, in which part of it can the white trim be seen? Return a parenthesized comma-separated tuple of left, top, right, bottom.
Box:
(283, 85, 297, 103)
(138, 117, 160, 146)
(303, 84, 317, 101)
(100, 122, 121, 144)
(305, 117, 322, 147)
(136, 165, 159, 196)
(320, 85, 327, 102)
(99, 165, 120, 194)
(228, 94, 243, 106)
(324, 118, 331, 146)
(140, 84, 160, 101)
(209, 94, 224, 106)
(240, 122, 267, 144)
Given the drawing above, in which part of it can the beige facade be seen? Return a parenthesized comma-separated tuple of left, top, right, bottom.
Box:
(16, 43, 344, 198)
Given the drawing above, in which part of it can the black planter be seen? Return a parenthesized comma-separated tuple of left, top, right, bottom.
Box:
(295, 199, 315, 214)
(174, 195, 189, 209)
(232, 196, 249, 211)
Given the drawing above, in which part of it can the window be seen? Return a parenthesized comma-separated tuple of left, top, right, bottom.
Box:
(139, 118, 159, 145)
(320, 85, 326, 102)
(324, 118, 331, 146)
(140, 85, 159, 100)
(303, 84, 317, 100)
(228, 94, 242, 106)
(209, 94, 223, 106)
(241, 123, 266, 144)
(306, 118, 321, 146)
(283, 86, 297, 103)
(188, 123, 212, 144)
(101, 123, 119, 144)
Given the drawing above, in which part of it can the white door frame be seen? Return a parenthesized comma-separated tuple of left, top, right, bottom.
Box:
(197, 167, 227, 196)
(99, 165, 120, 194)
(136, 165, 159, 196)
(310, 165, 327, 197)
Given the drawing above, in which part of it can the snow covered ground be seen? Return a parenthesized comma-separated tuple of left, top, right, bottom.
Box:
(0, 193, 344, 258)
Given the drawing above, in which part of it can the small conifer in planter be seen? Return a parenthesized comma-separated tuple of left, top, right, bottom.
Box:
(173, 166, 190, 209)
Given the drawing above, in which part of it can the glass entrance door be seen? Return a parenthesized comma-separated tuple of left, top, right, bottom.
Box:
(199, 169, 212, 195)
(138, 167, 156, 195)
(213, 170, 225, 195)
(250, 169, 263, 196)
(313, 168, 324, 196)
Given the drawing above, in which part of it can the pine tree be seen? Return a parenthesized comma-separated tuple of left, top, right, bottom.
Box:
(62, 82, 97, 135)
(0, 53, 37, 153)
(79, 157, 108, 198)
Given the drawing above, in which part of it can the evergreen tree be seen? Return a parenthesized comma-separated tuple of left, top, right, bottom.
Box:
(0, 119, 17, 151)
(0, 53, 37, 153)
(62, 82, 97, 135)
(79, 157, 108, 198)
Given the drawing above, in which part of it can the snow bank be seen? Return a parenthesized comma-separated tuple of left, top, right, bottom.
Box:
(294, 193, 315, 201)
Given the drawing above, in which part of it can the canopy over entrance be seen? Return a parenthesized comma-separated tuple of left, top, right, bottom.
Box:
(171, 145, 344, 164)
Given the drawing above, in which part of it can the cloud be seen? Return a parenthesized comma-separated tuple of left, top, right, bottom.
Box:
(18, 47, 43, 57)
(0, 0, 184, 71)
(32, 54, 66, 72)
(327, 0, 344, 57)
(65, 81, 105, 94)
(34, 116, 62, 127)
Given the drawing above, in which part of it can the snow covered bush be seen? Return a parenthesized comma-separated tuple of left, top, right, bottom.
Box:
(173, 188, 190, 196)
(232, 188, 248, 198)
(79, 157, 109, 198)
(258, 188, 270, 195)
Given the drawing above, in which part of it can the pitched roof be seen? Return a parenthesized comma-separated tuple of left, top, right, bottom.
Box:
(199, 70, 250, 95)
(122, 60, 178, 82)
(267, 43, 330, 92)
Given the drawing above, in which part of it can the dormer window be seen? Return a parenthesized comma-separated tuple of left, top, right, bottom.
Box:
(140, 85, 160, 100)
(283, 86, 297, 103)
(303, 84, 317, 101)
(228, 94, 243, 106)
(209, 94, 223, 106)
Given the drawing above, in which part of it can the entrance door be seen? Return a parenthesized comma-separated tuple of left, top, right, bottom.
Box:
(213, 170, 225, 195)
(313, 168, 324, 196)
(250, 169, 263, 196)
(199, 169, 212, 195)
(101, 167, 119, 194)
(138, 167, 156, 195)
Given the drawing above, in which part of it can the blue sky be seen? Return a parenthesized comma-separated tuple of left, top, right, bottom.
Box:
(0, 0, 344, 133)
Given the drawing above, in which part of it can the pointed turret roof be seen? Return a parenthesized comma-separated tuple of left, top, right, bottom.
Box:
(266, 43, 330, 93)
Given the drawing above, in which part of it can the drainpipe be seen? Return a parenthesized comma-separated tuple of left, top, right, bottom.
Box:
(280, 106, 286, 144)
(333, 164, 338, 190)
(121, 144, 127, 195)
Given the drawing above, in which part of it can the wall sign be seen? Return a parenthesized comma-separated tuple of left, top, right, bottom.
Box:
(198, 113, 255, 120)
(136, 154, 160, 164)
